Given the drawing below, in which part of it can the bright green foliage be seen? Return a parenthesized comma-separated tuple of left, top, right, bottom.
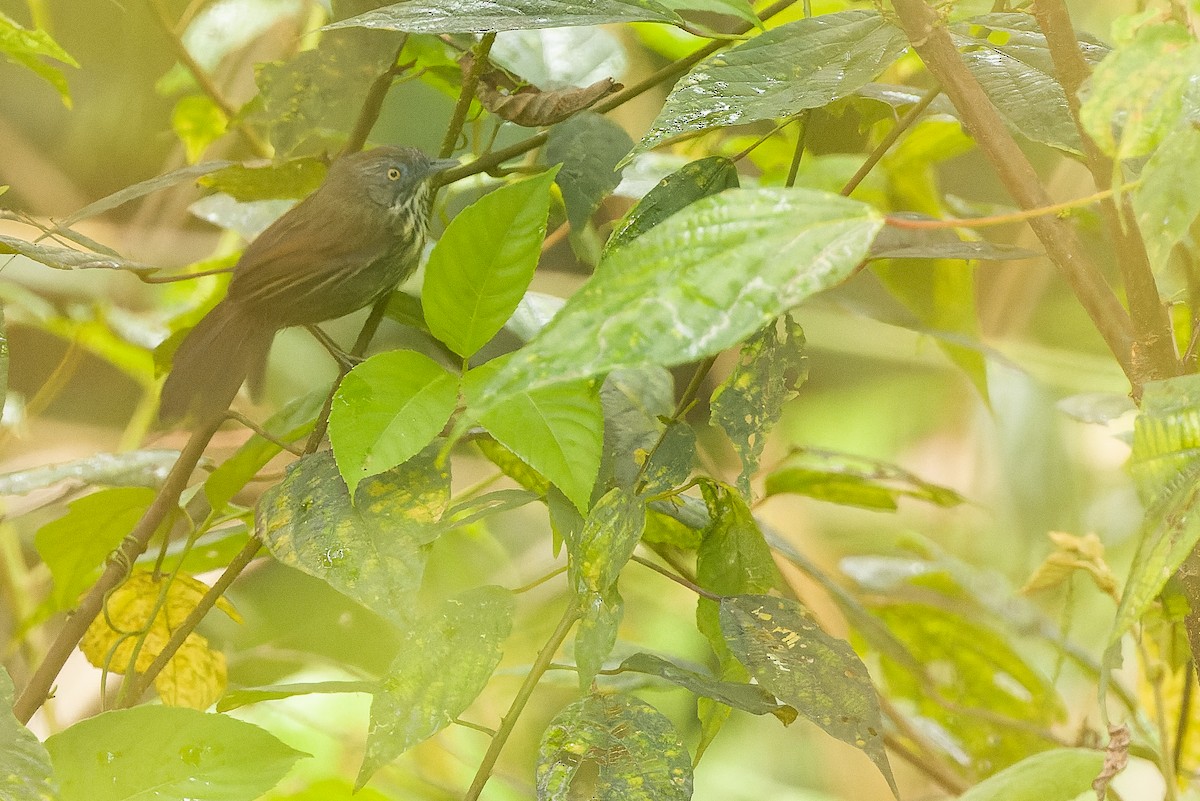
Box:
(45, 706, 305, 801)
(358, 586, 514, 786)
(423, 168, 559, 358)
(536, 691, 692, 801)
(765, 448, 966, 510)
(329, 0, 684, 33)
(956, 749, 1106, 801)
(172, 95, 227, 164)
(1134, 121, 1200, 275)
(720, 594, 897, 798)
(199, 158, 327, 201)
(1, 669, 55, 801)
(0, 11, 77, 106)
(257, 449, 449, 628)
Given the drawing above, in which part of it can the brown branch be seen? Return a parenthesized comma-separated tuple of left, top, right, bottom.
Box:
(1032, 0, 1179, 382)
(890, 0, 1141, 388)
(341, 39, 409, 157)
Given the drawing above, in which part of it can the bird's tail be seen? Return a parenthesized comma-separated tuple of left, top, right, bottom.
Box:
(158, 301, 274, 427)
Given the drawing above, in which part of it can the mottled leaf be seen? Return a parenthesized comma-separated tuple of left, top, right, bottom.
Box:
(476, 437, 552, 496)
(544, 112, 633, 232)
(568, 487, 646, 594)
(358, 586, 514, 787)
(575, 587, 624, 689)
(198, 157, 327, 201)
(46, 706, 305, 801)
(0, 669, 56, 801)
(711, 315, 806, 497)
(720, 594, 897, 797)
(257, 448, 450, 628)
(598, 367, 675, 493)
(636, 420, 696, 496)
(328, 0, 684, 33)
(536, 691, 692, 801)
(616, 652, 795, 721)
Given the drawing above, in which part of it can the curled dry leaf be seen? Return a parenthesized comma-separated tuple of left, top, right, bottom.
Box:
(1092, 723, 1129, 801)
(462, 53, 621, 127)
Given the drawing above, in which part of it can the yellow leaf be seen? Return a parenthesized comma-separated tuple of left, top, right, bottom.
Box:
(1021, 531, 1119, 600)
(155, 634, 226, 710)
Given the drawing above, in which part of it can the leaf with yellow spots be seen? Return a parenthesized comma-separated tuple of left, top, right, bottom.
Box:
(537, 690, 692, 801)
(720, 593, 897, 798)
(81, 571, 240, 710)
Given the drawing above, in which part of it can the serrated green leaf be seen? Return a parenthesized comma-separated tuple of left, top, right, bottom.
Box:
(632, 11, 907, 157)
(711, 315, 806, 497)
(35, 487, 157, 613)
(0, 11, 78, 106)
(46, 707, 304, 801)
(605, 156, 739, 257)
(198, 157, 327, 202)
(328, 351, 458, 497)
(357, 586, 514, 787)
(0, 450, 179, 495)
(256, 449, 449, 628)
(616, 652, 795, 721)
(575, 587, 624, 690)
(466, 188, 882, 414)
(1079, 21, 1200, 160)
(545, 113, 632, 233)
(1, 669, 56, 801)
(1134, 120, 1200, 275)
(468, 364, 603, 512)
(536, 691, 692, 801)
(957, 749, 1105, 801)
(720, 594, 897, 798)
(328, 0, 684, 33)
(423, 169, 558, 358)
(1130, 374, 1200, 502)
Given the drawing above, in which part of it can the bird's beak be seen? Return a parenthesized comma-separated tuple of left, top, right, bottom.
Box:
(430, 158, 461, 187)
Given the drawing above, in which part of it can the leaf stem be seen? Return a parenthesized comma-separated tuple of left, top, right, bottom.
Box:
(840, 84, 941, 197)
(463, 601, 581, 801)
(440, 33, 497, 160)
(631, 554, 721, 601)
(341, 39, 409, 157)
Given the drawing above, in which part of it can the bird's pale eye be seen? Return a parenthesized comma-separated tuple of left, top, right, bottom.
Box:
(387, 167, 402, 180)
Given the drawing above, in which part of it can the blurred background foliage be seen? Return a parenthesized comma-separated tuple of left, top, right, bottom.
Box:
(0, 0, 1184, 799)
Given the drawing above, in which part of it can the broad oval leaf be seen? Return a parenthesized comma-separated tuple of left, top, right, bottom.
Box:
(328, 0, 684, 34)
(329, 350, 459, 496)
(957, 748, 1105, 801)
(256, 449, 449, 628)
(357, 586, 514, 787)
(1, 669, 56, 801)
(719, 594, 897, 797)
(45, 706, 305, 801)
(632, 11, 908, 157)
(536, 691, 692, 801)
(544, 112, 632, 233)
(423, 168, 558, 358)
(465, 188, 882, 414)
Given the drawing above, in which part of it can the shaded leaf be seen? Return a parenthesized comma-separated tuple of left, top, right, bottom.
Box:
(492, 26, 626, 90)
(636, 420, 696, 496)
(358, 586, 514, 787)
(536, 691, 692, 801)
(439, 488, 541, 531)
(711, 315, 807, 497)
(469, 53, 621, 127)
(45, 706, 305, 801)
(720, 594, 897, 797)
(958, 748, 1104, 801)
(576, 587, 624, 690)
(869, 222, 1040, 261)
(464, 188, 882, 413)
(329, 351, 458, 497)
(423, 168, 559, 358)
(257, 448, 450, 628)
(0, 234, 157, 275)
(765, 447, 966, 510)
(0, 450, 178, 495)
(0, 668, 56, 801)
(1134, 120, 1200, 275)
(0, 11, 78, 106)
(616, 652, 795, 722)
(632, 11, 908, 157)
(329, 0, 683, 34)
(605, 156, 739, 256)
(599, 367, 675, 492)
(198, 157, 327, 202)
(58, 161, 235, 229)
(545, 112, 633, 232)
(568, 487, 647, 594)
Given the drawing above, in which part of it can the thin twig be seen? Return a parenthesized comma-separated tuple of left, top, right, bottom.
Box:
(631, 554, 721, 601)
(841, 84, 941, 197)
(342, 39, 409, 157)
(440, 33, 497, 160)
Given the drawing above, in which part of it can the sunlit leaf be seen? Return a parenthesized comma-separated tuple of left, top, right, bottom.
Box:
(257, 448, 450, 628)
(172, 94, 228, 163)
(218, 680, 373, 712)
(198, 157, 327, 201)
(423, 168, 558, 358)
(358, 586, 514, 787)
(957, 748, 1104, 801)
(0, 11, 78, 106)
(1130, 374, 1200, 502)
(537, 691, 692, 801)
(720, 594, 897, 797)
(329, 351, 458, 497)
(764, 448, 966, 510)
(632, 11, 907, 158)
(328, 0, 684, 34)
(0, 669, 56, 801)
(545, 112, 632, 232)
(711, 315, 806, 496)
(45, 706, 305, 801)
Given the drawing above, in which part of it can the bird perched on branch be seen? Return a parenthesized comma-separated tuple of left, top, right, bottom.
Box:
(159, 146, 458, 427)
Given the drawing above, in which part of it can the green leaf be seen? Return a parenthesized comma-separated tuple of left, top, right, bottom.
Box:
(57, 161, 235, 230)
(605, 156, 740, 256)
(329, 351, 459, 497)
(663, 0, 758, 27)
(544, 112, 633, 233)
(598, 367, 675, 492)
(35, 487, 157, 613)
(0, 11, 78, 107)
(476, 437, 552, 495)
(0, 234, 157, 275)
(198, 157, 327, 202)
(468, 365, 603, 512)
(1130, 374, 1200, 501)
(868, 224, 1040, 262)
(536, 691, 692, 801)
(575, 587, 624, 690)
(1134, 120, 1200, 275)
(952, 14, 1109, 153)
(720, 594, 897, 798)
(0, 450, 179, 495)
(257, 449, 449, 628)
(358, 586, 514, 787)
(616, 652, 795, 721)
(636, 420, 696, 496)
(45, 706, 305, 801)
(632, 11, 907, 157)
(764, 448, 967, 510)
(328, 0, 684, 33)
(1, 669, 56, 801)
(568, 487, 647, 594)
(172, 94, 228, 163)
(710, 315, 806, 497)
(423, 168, 559, 358)
(1079, 21, 1200, 160)
(218, 680, 374, 712)
(466, 188, 882, 412)
(958, 749, 1104, 801)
